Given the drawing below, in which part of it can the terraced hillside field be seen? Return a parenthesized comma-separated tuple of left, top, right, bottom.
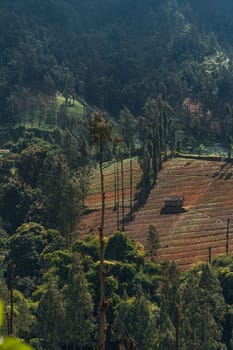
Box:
(79, 157, 142, 235)
(79, 157, 233, 270)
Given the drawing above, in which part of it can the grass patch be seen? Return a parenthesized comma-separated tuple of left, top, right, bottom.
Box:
(87, 157, 142, 197)
(4, 92, 85, 135)
(56, 92, 84, 119)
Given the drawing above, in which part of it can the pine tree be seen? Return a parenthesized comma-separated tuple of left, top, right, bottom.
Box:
(224, 103, 233, 159)
(179, 264, 226, 350)
(119, 107, 137, 153)
(37, 279, 65, 350)
(147, 224, 160, 262)
(159, 262, 180, 350)
(64, 254, 96, 350)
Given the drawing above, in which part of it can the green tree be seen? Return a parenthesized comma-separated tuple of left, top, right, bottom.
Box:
(72, 234, 100, 261)
(41, 249, 72, 288)
(138, 143, 152, 200)
(5, 222, 64, 295)
(179, 264, 226, 350)
(64, 254, 96, 350)
(159, 262, 179, 350)
(147, 224, 160, 262)
(198, 143, 205, 157)
(0, 300, 32, 350)
(17, 142, 51, 187)
(142, 98, 160, 180)
(105, 231, 137, 263)
(113, 289, 158, 350)
(119, 107, 137, 153)
(138, 92, 174, 199)
(212, 255, 233, 348)
(139, 92, 174, 184)
(159, 308, 175, 350)
(39, 149, 82, 244)
(37, 279, 65, 350)
(224, 103, 233, 159)
(12, 290, 34, 339)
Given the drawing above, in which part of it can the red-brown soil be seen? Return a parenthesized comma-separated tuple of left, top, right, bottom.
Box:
(79, 158, 233, 269)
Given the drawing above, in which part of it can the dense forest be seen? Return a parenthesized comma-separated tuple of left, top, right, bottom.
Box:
(1, 0, 233, 140)
(1, 0, 233, 349)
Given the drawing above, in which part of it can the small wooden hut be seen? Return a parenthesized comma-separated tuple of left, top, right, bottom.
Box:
(161, 196, 184, 214)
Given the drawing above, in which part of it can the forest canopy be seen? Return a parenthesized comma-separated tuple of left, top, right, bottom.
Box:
(1, 0, 233, 142)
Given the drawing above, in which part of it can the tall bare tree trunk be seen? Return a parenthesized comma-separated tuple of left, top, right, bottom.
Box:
(114, 163, 117, 210)
(121, 159, 125, 231)
(98, 143, 107, 350)
(117, 162, 120, 230)
(130, 159, 133, 221)
(89, 111, 112, 350)
(226, 218, 230, 255)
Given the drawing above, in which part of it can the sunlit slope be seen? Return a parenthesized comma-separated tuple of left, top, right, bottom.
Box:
(80, 157, 233, 269)
(126, 158, 233, 269)
(79, 157, 142, 235)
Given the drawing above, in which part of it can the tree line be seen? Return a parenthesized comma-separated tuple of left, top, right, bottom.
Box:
(1, 228, 233, 350)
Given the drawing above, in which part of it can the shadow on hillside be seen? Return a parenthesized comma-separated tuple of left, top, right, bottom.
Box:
(160, 207, 188, 215)
(123, 156, 172, 226)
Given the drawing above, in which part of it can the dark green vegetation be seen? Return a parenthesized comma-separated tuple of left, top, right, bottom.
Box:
(0, 301, 32, 350)
(1, 0, 233, 144)
(2, 229, 233, 349)
(1, 0, 233, 349)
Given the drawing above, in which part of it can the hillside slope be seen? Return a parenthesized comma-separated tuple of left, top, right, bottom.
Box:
(1, 0, 233, 132)
(80, 157, 233, 269)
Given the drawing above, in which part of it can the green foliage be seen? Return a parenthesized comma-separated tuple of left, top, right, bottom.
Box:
(13, 290, 34, 338)
(40, 250, 72, 287)
(0, 132, 87, 237)
(0, 300, 32, 350)
(158, 262, 180, 349)
(72, 234, 100, 261)
(0, 300, 3, 327)
(138, 93, 175, 198)
(159, 308, 175, 350)
(37, 149, 82, 242)
(1, 0, 233, 147)
(63, 254, 96, 349)
(37, 279, 65, 349)
(108, 262, 137, 296)
(213, 255, 233, 304)
(119, 107, 137, 153)
(147, 224, 160, 262)
(105, 231, 138, 262)
(113, 291, 158, 350)
(0, 338, 32, 350)
(89, 111, 113, 161)
(17, 141, 51, 186)
(5, 222, 64, 295)
(179, 264, 226, 350)
(56, 92, 84, 118)
(212, 255, 233, 349)
(198, 143, 205, 156)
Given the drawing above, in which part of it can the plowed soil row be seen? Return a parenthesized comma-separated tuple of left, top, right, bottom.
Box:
(79, 157, 233, 269)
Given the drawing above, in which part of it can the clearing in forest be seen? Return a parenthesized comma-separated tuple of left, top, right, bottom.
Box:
(79, 157, 233, 269)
